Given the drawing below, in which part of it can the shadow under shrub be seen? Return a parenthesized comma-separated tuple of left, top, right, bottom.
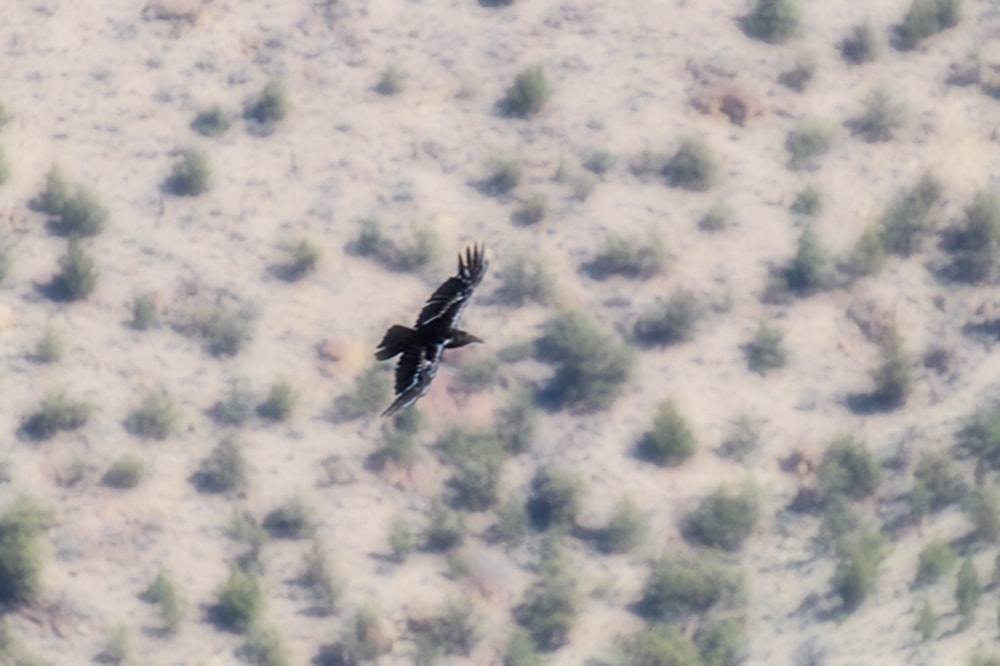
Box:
(20, 390, 92, 441)
(743, 0, 802, 44)
(817, 435, 881, 500)
(499, 65, 551, 118)
(514, 543, 579, 651)
(637, 400, 696, 467)
(526, 467, 583, 531)
(192, 436, 248, 494)
(211, 568, 264, 633)
(638, 555, 744, 621)
(682, 484, 759, 552)
(0, 496, 54, 607)
(634, 288, 701, 346)
(663, 137, 717, 191)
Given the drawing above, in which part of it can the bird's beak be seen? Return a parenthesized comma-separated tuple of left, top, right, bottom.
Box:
(469, 334, 485, 345)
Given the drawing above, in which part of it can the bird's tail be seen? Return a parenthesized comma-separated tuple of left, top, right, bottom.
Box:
(375, 324, 414, 360)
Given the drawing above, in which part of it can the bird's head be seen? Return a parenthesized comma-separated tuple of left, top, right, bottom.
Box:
(452, 330, 484, 348)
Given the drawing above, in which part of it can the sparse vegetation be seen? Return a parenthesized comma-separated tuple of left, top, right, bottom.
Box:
(375, 64, 405, 95)
(51, 238, 98, 301)
(786, 121, 834, 171)
(0, 496, 53, 607)
(483, 154, 522, 196)
(0, 147, 8, 187)
(495, 255, 555, 306)
(682, 484, 759, 551)
(211, 568, 264, 633)
(602, 497, 648, 554)
(515, 193, 548, 225)
(879, 172, 943, 256)
(142, 569, 183, 634)
(125, 389, 179, 440)
(514, 543, 580, 650)
(351, 218, 440, 272)
(915, 539, 956, 585)
(833, 530, 886, 612)
(638, 555, 744, 621)
(131, 293, 160, 330)
(768, 222, 829, 299)
(100, 625, 129, 665)
(332, 365, 390, 421)
(191, 105, 232, 136)
(238, 625, 290, 666)
(246, 79, 289, 123)
(20, 390, 92, 440)
(663, 137, 717, 191)
(102, 455, 144, 489)
(257, 380, 297, 421)
(744, 0, 802, 44)
(869, 327, 914, 409)
(412, 598, 481, 657)
(493, 495, 530, 547)
(915, 598, 937, 641)
(423, 498, 466, 552)
(699, 200, 731, 231)
(744, 322, 788, 375)
(212, 377, 256, 427)
(315, 605, 387, 665)
(637, 400, 697, 466)
(388, 517, 413, 562)
(778, 53, 815, 92)
(818, 436, 881, 500)
(634, 288, 702, 346)
(34, 325, 63, 364)
(587, 233, 666, 280)
(300, 540, 342, 616)
(527, 468, 583, 531)
(500, 65, 551, 118)
(957, 404, 1000, 472)
(166, 148, 211, 196)
(956, 556, 982, 626)
(718, 414, 761, 462)
(948, 188, 1000, 283)
(851, 89, 905, 142)
(616, 624, 704, 666)
(263, 497, 313, 539)
(193, 436, 248, 494)
(583, 149, 617, 176)
(896, 0, 962, 51)
(841, 23, 879, 63)
(190, 301, 258, 357)
(845, 225, 886, 277)
(437, 428, 505, 511)
(279, 238, 321, 280)
(965, 486, 1000, 543)
(790, 185, 822, 217)
(913, 450, 965, 512)
(504, 629, 542, 666)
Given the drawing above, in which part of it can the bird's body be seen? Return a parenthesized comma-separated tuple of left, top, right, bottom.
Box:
(376, 244, 488, 417)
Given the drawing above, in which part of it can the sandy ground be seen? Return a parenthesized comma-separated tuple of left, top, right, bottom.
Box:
(2, 0, 1000, 664)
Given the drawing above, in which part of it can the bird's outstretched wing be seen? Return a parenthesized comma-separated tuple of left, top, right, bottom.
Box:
(381, 344, 441, 418)
(415, 244, 488, 330)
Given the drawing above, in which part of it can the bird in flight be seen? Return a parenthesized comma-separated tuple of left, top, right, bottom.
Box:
(376, 244, 489, 417)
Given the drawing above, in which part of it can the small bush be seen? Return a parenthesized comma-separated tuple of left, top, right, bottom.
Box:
(634, 288, 701, 346)
(833, 531, 885, 612)
(744, 0, 802, 44)
(959, 406, 1000, 472)
(315, 606, 388, 665)
(744, 322, 788, 375)
(369, 411, 420, 471)
(0, 496, 53, 607)
(131, 293, 160, 330)
(456, 355, 500, 392)
(125, 389, 179, 440)
(20, 390, 91, 440)
(50, 239, 98, 302)
(492, 495, 530, 547)
(699, 200, 731, 232)
(663, 137, 717, 191)
(879, 172, 943, 256)
(412, 598, 481, 657)
(374, 64, 405, 95)
(851, 89, 905, 142)
(948, 188, 1000, 283)
(639, 555, 743, 621)
(55, 187, 108, 237)
(351, 218, 439, 273)
(238, 625, 289, 666)
(841, 23, 879, 63)
(500, 66, 551, 118)
(495, 391, 537, 456)
(34, 325, 63, 364)
(388, 517, 414, 562)
(300, 540, 342, 616)
(956, 556, 982, 625)
(915, 598, 937, 641)
(482, 155, 522, 196)
(257, 380, 297, 421)
(870, 328, 914, 409)
(682, 485, 759, 551)
(423, 498, 465, 552)
(778, 53, 815, 92)
(504, 629, 542, 666)
(587, 234, 666, 280)
(212, 377, 256, 427)
(616, 624, 703, 666)
(515, 193, 547, 225)
(637, 400, 697, 467)
(583, 149, 617, 176)
(190, 301, 258, 357)
(915, 539, 956, 585)
(818, 494, 860, 547)
(718, 414, 761, 462)
(965, 486, 1000, 543)
(278, 238, 321, 281)
(438, 428, 505, 511)
(102, 455, 144, 489)
(263, 497, 313, 539)
(167, 148, 211, 196)
(191, 105, 232, 137)
(790, 185, 823, 217)
(38, 166, 70, 215)
(246, 79, 289, 123)
(211, 569, 264, 633)
(526, 468, 583, 531)
(514, 543, 579, 650)
(142, 569, 183, 634)
(782, 222, 829, 296)
(100, 625, 129, 665)
(817, 436, 881, 500)
(786, 121, 834, 171)
(602, 497, 648, 554)
(844, 225, 886, 277)
(227, 510, 268, 574)
(495, 255, 555, 306)
(332, 365, 390, 421)
(193, 436, 248, 493)
(913, 450, 965, 511)
(696, 618, 745, 666)
(0, 147, 8, 187)
(535, 310, 635, 412)
(896, 0, 962, 51)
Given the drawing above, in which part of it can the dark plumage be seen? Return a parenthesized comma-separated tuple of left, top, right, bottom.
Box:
(376, 244, 489, 417)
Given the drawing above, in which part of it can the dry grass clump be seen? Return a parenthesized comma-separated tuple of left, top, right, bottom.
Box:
(125, 389, 179, 440)
(20, 390, 92, 441)
(500, 66, 551, 118)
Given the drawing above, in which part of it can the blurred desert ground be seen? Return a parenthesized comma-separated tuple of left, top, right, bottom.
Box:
(1, 0, 1000, 664)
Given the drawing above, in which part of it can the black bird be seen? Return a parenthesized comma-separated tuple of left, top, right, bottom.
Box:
(376, 244, 489, 417)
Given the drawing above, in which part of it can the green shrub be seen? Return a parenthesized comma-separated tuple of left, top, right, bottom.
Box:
(718, 414, 761, 462)
(744, 322, 788, 375)
(832, 530, 885, 612)
(423, 498, 465, 552)
(20, 390, 91, 440)
(191, 105, 232, 137)
(193, 436, 248, 493)
(817, 436, 881, 500)
(663, 137, 717, 191)
(699, 200, 731, 232)
(744, 0, 802, 43)
(535, 310, 634, 412)
(504, 629, 542, 666)
(375, 64, 405, 95)
(456, 355, 500, 392)
(101, 625, 129, 665)
(125, 389, 178, 440)
(492, 495, 530, 547)
(956, 556, 982, 625)
(527, 468, 583, 531)
(131, 293, 160, 330)
(682, 485, 759, 551)
(495, 391, 536, 455)
(948, 188, 1000, 283)
(211, 568, 264, 633)
(227, 510, 268, 574)
(263, 497, 313, 539)
(257, 380, 297, 421)
(212, 377, 256, 427)
(0, 496, 53, 607)
(778, 223, 829, 297)
(879, 172, 943, 256)
(315, 606, 387, 665)
(841, 23, 879, 63)
(915, 539, 956, 585)
(142, 569, 183, 634)
(638, 555, 743, 621)
(915, 598, 937, 641)
(279, 238, 321, 281)
(351, 219, 440, 273)
(896, 0, 961, 51)
(300, 540, 342, 616)
(483, 155, 522, 196)
(617, 624, 704, 666)
(696, 618, 744, 666)
(587, 233, 666, 280)
(818, 494, 860, 547)
(637, 400, 697, 466)
(844, 225, 885, 277)
(332, 365, 390, 421)
(412, 598, 480, 657)
(51, 238, 97, 301)
(437, 428, 505, 511)
(958, 405, 1000, 471)
(246, 79, 289, 123)
(514, 543, 579, 650)
(102, 455, 144, 489)
(500, 66, 551, 118)
(190, 301, 258, 357)
(785, 121, 834, 171)
(388, 517, 414, 562)
(634, 288, 701, 346)
(790, 185, 822, 217)
(167, 148, 211, 196)
(965, 486, 1000, 543)
(369, 411, 420, 471)
(0, 147, 8, 187)
(515, 193, 548, 225)
(238, 625, 289, 666)
(583, 149, 617, 176)
(778, 53, 815, 92)
(870, 328, 914, 409)
(851, 89, 905, 142)
(54, 187, 108, 237)
(38, 166, 70, 215)
(495, 255, 555, 306)
(34, 325, 63, 364)
(602, 497, 648, 554)
(913, 450, 965, 511)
